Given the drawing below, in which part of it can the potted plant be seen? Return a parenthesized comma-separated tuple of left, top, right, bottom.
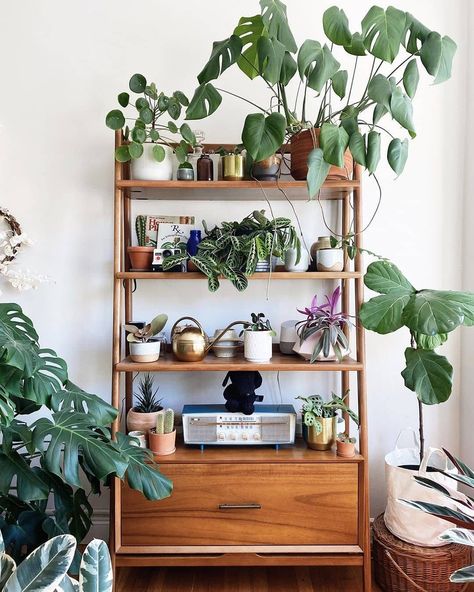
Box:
(297, 393, 359, 450)
(126, 373, 163, 435)
(337, 432, 357, 458)
(106, 73, 196, 180)
(242, 313, 275, 363)
(124, 313, 168, 362)
(316, 236, 344, 271)
(128, 215, 153, 270)
(294, 286, 351, 362)
(162, 210, 301, 291)
(149, 408, 176, 456)
(186, 2, 456, 197)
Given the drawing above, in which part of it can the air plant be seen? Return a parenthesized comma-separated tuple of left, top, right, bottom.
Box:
(124, 314, 168, 343)
(134, 373, 163, 414)
(296, 286, 351, 362)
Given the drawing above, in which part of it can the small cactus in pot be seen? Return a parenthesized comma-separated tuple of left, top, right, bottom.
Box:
(149, 408, 176, 456)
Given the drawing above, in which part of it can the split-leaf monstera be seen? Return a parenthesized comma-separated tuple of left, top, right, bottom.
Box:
(0, 303, 172, 565)
(359, 261, 474, 460)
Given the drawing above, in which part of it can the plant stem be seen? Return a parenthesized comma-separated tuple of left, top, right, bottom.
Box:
(279, 84, 292, 125)
(418, 398, 425, 465)
(358, 120, 395, 139)
(214, 87, 269, 113)
(347, 56, 358, 106)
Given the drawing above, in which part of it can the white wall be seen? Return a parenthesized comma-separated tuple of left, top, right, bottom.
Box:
(0, 0, 469, 532)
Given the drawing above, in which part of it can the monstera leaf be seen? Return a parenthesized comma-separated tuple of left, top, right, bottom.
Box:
(259, 0, 297, 53)
(0, 451, 49, 502)
(306, 148, 331, 197)
(242, 112, 286, 161)
(197, 35, 242, 84)
(51, 382, 117, 427)
(32, 411, 128, 488)
(234, 15, 267, 79)
(22, 349, 67, 404)
(361, 6, 406, 63)
(0, 304, 38, 373)
(186, 83, 222, 120)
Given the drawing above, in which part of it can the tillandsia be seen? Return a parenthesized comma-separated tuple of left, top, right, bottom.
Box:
(296, 286, 351, 362)
(134, 373, 163, 413)
(296, 393, 359, 429)
(106, 73, 196, 164)
(162, 210, 301, 292)
(124, 314, 168, 343)
(185, 1, 457, 197)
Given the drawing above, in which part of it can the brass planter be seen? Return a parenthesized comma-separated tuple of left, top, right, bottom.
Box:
(303, 416, 337, 450)
(223, 154, 244, 180)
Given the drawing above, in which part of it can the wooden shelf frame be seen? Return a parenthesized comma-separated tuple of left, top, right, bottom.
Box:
(116, 270, 362, 280)
(110, 131, 371, 590)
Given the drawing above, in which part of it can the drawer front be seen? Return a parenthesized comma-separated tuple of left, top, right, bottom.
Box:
(121, 463, 358, 547)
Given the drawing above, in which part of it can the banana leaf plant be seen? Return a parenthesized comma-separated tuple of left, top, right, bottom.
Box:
(186, 1, 456, 196)
(359, 261, 474, 462)
(0, 303, 172, 566)
(402, 450, 474, 583)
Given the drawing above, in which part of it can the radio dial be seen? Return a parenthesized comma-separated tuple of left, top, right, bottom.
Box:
(253, 433, 261, 441)
(242, 433, 248, 440)
(229, 433, 236, 440)
(218, 432, 225, 441)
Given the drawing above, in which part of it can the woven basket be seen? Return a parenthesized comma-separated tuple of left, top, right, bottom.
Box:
(373, 514, 471, 592)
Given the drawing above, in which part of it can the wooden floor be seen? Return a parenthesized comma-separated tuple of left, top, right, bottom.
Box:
(116, 567, 376, 591)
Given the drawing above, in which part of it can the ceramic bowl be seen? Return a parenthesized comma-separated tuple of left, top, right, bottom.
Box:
(212, 344, 242, 358)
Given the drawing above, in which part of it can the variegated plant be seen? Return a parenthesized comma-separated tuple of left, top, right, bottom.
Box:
(402, 449, 474, 583)
(124, 314, 168, 343)
(162, 210, 300, 292)
(0, 532, 113, 592)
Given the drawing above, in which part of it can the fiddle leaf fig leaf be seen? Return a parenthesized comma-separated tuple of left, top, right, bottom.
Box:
(414, 332, 448, 350)
(403, 59, 419, 98)
(234, 14, 267, 80)
(387, 138, 409, 176)
(259, 0, 297, 53)
(197, 35, 242, 84)
(331, 70, 348, 99)
(323, 7, 352, 46)
(402, 347, 453, 405)
(390, 88, 416, 138)
(361, 6, 406, 63)
(306, 148, 331, 198)
(241, 112, 286, 161)
(186, 83, 222, 120)
(320, 122, 349, 167)
(364, 260, 415, 294)
(359, 292, 412, 334)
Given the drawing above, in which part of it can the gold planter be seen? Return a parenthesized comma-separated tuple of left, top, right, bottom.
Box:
(303, 417, 337, 450)
(223, 154, 245, 180)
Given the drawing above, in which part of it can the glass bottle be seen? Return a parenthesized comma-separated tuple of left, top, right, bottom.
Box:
(197, 153, 213, 181)
(187, 229, 202, 257)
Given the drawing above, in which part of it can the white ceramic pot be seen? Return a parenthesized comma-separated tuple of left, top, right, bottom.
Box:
(316, 248, 344, 272)
(129, 340, 161, 363)
(293, 330, 350, 362)
(128, 431, 147, 448)
(284, 248, 309, 272)
(131, 144, 173, 180)
(279, 320, 299, 355)
(244, 330, 273, 363)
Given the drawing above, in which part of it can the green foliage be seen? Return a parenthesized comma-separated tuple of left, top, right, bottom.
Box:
(296, 393, 358, 432)
(125, 314, 168, 343)
(106, 73, 195, 163)
(0, 304, 172, 564)
(155, 413, 164, 435)
(163, 409, 175, 434)
(133, 374, 162, 414)
(245, 313, 275, 335)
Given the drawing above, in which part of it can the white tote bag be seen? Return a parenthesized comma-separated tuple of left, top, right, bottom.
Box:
(384, 429, 458, 547)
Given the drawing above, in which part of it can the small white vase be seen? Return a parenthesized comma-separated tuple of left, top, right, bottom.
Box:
(244, 331, 273, 363)
(284, 248, 309, 272)
(129, 340, 161, 363)
(131, 144, 173, 180)
(293, 330, 350, 362)
(316, 248, 344, 272)
(279, 320, 299, 354)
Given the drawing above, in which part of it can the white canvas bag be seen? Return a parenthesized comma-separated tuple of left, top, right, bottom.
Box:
(384, 429, 458, 547)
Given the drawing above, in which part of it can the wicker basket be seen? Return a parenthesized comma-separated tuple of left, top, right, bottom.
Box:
(373, 514, 471, 592)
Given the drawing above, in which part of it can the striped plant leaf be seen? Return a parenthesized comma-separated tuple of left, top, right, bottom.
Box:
(400, 499, 474, 529)
(3, 534, 75, 592)
(0, 528, 4, 553)
(208, 275, 220, 292)
(197, 239, 216, 251)
(264, 232, 274, 257)
(245, 239, 258, 276)
(79, 539, 113, 592)
(220, 265, 237, 282)
(231, 272, 248, 292)
(0, 554, 16, 588)
(229, 236, 241, 251)
(161, 253, 188, 271)
(226, 248, 240, 269)
(189, 256, 216, 278)
(255, 236, 268, 260)
(450, 565, 474, 583)
(440, 528, 474, 547)
(57, 575, 79, 591)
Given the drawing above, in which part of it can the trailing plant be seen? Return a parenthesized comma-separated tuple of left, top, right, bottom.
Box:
(402, 449, 474, 584)
(134, 373, 162, 413)
(337, 432, 356, 444)
(186, 1, 456, 196)
(359, 260, 474, 462)
(162, 210, 300, 292)
(0, 303, 172, 565)
(124, 314, 168, 343)
(296, 286, 351, 361)
(155, 409, 175, 435)
(106, 73, 196, 164)
(296, 393, 359, 430)
(244, 312, 275, 333)
(0, 531, 113, 591)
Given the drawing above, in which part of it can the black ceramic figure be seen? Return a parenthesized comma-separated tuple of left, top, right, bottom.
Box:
(222, 371, 263, 415)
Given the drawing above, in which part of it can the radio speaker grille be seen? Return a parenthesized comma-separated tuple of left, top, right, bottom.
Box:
(186, 416, 217, 443)
(261, 417, 290, 442)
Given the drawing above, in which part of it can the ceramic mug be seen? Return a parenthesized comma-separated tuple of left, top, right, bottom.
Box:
(284, 248, 309, 272)
(128, 431, 147, 448)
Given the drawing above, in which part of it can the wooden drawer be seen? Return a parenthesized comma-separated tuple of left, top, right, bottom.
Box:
(121, 462, 359, 547)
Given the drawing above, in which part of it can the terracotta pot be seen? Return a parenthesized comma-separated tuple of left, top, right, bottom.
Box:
(337, 439, 356, 458)
(126, 408, 164, 436)
(290, 129, 353, 181)
(148, 429, 176, 455)
(128, 246, 153, 271)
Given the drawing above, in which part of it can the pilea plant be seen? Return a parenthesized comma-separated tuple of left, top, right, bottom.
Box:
(106, 73, 196, 164)
(359, 260, 474, 462)
(162, 210, 301, 292)
(186, 1, 456, 196)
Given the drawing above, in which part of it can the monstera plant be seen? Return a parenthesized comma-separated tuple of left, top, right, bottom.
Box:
(0, 303, 172, 566)
(186, 1, 456, 196)
(359, 261, 474, 461)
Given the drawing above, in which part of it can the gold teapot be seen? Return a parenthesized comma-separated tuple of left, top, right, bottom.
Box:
(171, 317, 247, 362)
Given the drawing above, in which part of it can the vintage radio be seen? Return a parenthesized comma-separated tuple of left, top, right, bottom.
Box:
(182, 404, 296, 449)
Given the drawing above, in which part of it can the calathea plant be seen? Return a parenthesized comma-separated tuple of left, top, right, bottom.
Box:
(162, 210, 300, 292)
(106, 73, 196, 164)
(186, 1, 456, 196)
(359, 260, 474, 461)
(0, 304, 172, 566)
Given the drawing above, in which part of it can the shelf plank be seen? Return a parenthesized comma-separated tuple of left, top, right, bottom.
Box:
(116, 179, 358, 201)
(116, 271, 362, 280)
(116, 353, 363, 373)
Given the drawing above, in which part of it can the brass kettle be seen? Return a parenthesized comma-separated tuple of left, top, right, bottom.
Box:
(171, 317, 247, 362)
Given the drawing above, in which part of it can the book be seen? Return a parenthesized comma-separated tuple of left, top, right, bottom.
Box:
(137, 215, 195, 247)
(156, 222, 194, 253)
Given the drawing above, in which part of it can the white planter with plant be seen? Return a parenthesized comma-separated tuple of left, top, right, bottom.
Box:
(294, 287, 350, 362)
(126, 373, 164, 437)
(316, 248, 344, 272)
(242, 313, 275, 363)
(125, 313, 168, 363)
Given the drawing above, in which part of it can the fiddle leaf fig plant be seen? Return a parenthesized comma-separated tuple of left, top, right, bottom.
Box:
(106, 73, 196, 164)
(359, 260, 474, 460)
(186, 2, 456, 196)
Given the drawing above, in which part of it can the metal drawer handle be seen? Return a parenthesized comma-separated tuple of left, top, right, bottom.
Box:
(218, 503, 261, 510)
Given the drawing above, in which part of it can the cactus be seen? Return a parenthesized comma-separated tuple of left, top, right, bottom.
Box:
(155, 413, 164, 434)
(135, 215, 147, 247)
(164, 408, 174, 434)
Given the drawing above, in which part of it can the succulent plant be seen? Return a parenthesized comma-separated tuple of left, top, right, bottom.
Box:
(135, 215, 147, 247)
(124, 314, 168, 343)
(155, 413, 164, 434)
(155, 408, 174, 434)
(134, 373, 163, 413)
(337, 432, 356, 444)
